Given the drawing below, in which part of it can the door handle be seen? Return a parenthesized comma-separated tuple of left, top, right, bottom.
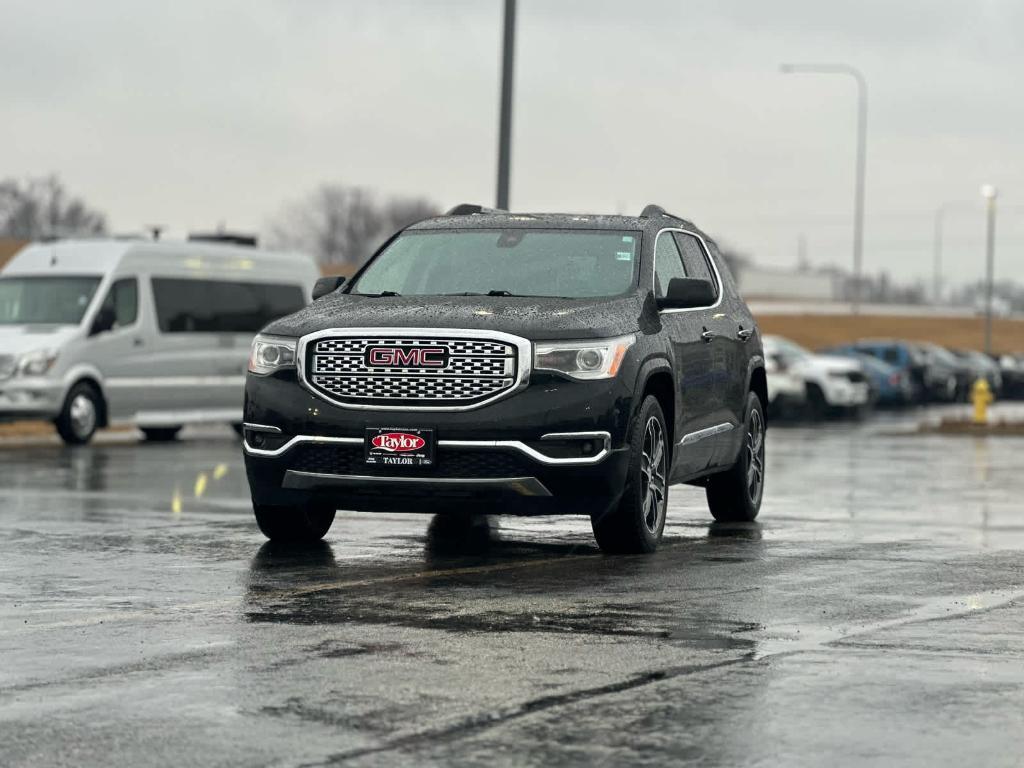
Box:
(737, 327, 754, 341)
(701, 328, 715, 343)
(132, 337, 144, 347)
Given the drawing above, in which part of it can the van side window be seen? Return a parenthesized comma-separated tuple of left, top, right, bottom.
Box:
(99, 278, 138, 329)
(653, 233, 687, 298)
(151, 279, 304, 333)
(673, 233, 718, 299)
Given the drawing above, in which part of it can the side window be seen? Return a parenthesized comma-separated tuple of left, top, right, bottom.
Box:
(99, 278, 138, 329)
(674, 233, 719, 299)
(653, 233, 687, 298)
(152, 279, 305, 333)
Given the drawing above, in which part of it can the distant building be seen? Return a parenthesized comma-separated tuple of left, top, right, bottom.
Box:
(735, 265, 837, 301)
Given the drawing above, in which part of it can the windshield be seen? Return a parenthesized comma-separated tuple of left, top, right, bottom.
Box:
(0, 276, 102, 325)
(351, 229, 640, 299)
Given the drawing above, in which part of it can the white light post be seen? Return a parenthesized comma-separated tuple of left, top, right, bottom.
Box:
(980, 184, 998, 354)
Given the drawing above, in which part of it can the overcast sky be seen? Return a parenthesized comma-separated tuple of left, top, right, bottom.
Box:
(2, 0, 1022, 287)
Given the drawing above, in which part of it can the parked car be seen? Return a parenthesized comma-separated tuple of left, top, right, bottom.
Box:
(0, 238, 319, 444)
(764, 351, 806, 418)
(851, 340, 954, 403)
(994, 354, 1024, 399)
(952, 349, 1003, 395)
(918, 342, 973, 401)
(762, 335, 870, 418)
(820, 345, 914, 406)
(242, 203, 768, 553)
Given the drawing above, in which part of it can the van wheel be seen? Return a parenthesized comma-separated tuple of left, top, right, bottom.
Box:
(805, 383, 828, 420)
(253, 503, 336, 542)
(706, 392, 765, 523)
(54, 382, 103, 445)
(591, 395, 668, 554)
(141, 427, 182, 442)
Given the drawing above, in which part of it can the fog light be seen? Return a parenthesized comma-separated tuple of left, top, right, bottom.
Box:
(252, 433, 265, 447)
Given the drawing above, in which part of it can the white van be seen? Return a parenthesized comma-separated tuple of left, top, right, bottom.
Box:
(0, 238, 319, 444)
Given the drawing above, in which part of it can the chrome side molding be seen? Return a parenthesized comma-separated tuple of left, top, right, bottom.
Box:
(678, 422, 735, 447)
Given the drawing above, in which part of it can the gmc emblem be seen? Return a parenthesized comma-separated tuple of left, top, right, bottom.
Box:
(366, 346, 448, 368)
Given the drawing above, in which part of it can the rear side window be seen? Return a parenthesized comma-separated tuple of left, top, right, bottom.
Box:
(653, 233, 687, 298)
(882, 347, 902, 366)
(151, 279, 304, 333)
(673, 233, 719, 299)
(98, 278, 138, 329)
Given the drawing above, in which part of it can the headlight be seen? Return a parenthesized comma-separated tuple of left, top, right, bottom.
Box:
(534, 334, 635, 380)
(248, 334, 297, 375)
(18, 350, 58, 376)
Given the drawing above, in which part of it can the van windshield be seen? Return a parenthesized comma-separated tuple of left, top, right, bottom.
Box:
(351, 229, 641, 298)
(0, 276, 102, 325)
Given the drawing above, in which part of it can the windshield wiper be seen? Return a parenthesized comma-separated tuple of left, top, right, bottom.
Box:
(443, 290, 516, 297)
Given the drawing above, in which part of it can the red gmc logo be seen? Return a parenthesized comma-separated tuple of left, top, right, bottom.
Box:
(366, 346, 447, 368)
(371, 432, 426, 452)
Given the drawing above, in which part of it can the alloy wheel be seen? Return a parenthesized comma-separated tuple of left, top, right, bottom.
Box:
(639, 416, 667, 534)
(745, 409, 765, 503)
(69, 394, 97, 440)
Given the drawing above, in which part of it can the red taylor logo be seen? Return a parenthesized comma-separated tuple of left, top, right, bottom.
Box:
(371, 432, 426, 452)
(366, 346, 447, 368)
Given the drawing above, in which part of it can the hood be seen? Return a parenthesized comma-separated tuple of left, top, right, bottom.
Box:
(795, 353, 862, 375)
(0, 325, 83, 356)
(264, 294, 645, 341)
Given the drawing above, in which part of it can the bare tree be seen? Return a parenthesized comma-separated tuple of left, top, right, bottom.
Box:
(268, 185, 439, 267)
(0, 175, 107, 239)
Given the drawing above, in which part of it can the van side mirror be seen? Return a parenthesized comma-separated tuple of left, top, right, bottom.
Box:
(312, 276, 345, 301)
(90, 306, 116, 336)
(657, 278, 716, 310)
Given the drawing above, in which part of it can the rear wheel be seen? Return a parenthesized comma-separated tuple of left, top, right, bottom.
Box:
(706, 392, 765, 523)
(591, 395, 668, 554)
(253, 503, 336, 542)
(141, 427, 182, 442)
(54, 382, 102, 445)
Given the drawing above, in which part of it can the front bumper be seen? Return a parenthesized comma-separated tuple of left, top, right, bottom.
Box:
(242, 370, 636, 516)
(0, 377, 64, 421)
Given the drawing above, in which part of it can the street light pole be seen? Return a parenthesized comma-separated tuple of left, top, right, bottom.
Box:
(932, 204, 944, 305)
(495, 0, 517, 210)
(780, 63, 868, 314)
(981, 185, 998, 355)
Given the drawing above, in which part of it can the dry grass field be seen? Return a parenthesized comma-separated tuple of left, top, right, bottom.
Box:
(757, 313, 1024, 355)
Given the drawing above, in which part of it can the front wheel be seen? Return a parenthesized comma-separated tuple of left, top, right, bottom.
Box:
(591, 395, 668, 554)
(705, 392, 765, 523)
(54, 382, 103, 445)
(253, 503, 336, 543)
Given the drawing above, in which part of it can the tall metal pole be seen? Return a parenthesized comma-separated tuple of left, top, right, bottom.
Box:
(981, 185, 998, 355)
(932, 205, 944, 305)
(495, 0, 516, 210)
(780, 63, 868, 313)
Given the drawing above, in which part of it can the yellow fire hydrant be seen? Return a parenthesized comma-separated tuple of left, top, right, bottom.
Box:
(971, 378, 993, 425)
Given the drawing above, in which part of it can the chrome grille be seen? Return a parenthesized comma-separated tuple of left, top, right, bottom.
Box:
(301, 333, 522, 409)
(0, 355, 15, 381)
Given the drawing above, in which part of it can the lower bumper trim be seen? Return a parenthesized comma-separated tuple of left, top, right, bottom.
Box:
(281, 470, 553, 497)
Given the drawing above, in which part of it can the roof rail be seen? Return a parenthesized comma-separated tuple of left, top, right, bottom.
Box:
(641, 203, 689, 221)
(445, 203, 503, 216)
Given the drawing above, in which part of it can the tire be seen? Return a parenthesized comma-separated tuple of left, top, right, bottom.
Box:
(141, 427, 182, 442)
(591, 395, 668, 554)
(54, 381, 103, 445)
(805, 383, 828, 420)
(253, 503, 336, 543)
(705, 391, 765, 523)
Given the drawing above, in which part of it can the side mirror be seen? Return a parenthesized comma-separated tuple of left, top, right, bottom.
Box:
(90, 306, 116, 336)
(312, 276, 346, 301)
(657, 278, 716, 310)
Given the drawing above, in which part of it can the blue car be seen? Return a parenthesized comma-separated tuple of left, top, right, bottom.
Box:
(820, 346, 914, 405)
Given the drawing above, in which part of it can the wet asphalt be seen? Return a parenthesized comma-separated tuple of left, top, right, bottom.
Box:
(1, 407, 1023, 767)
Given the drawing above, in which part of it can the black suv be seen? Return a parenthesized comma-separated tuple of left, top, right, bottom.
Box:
(242, 204, 766, 553)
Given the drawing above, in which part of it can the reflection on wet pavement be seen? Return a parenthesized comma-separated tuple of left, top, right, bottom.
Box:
(1, 415, 1023, 766)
